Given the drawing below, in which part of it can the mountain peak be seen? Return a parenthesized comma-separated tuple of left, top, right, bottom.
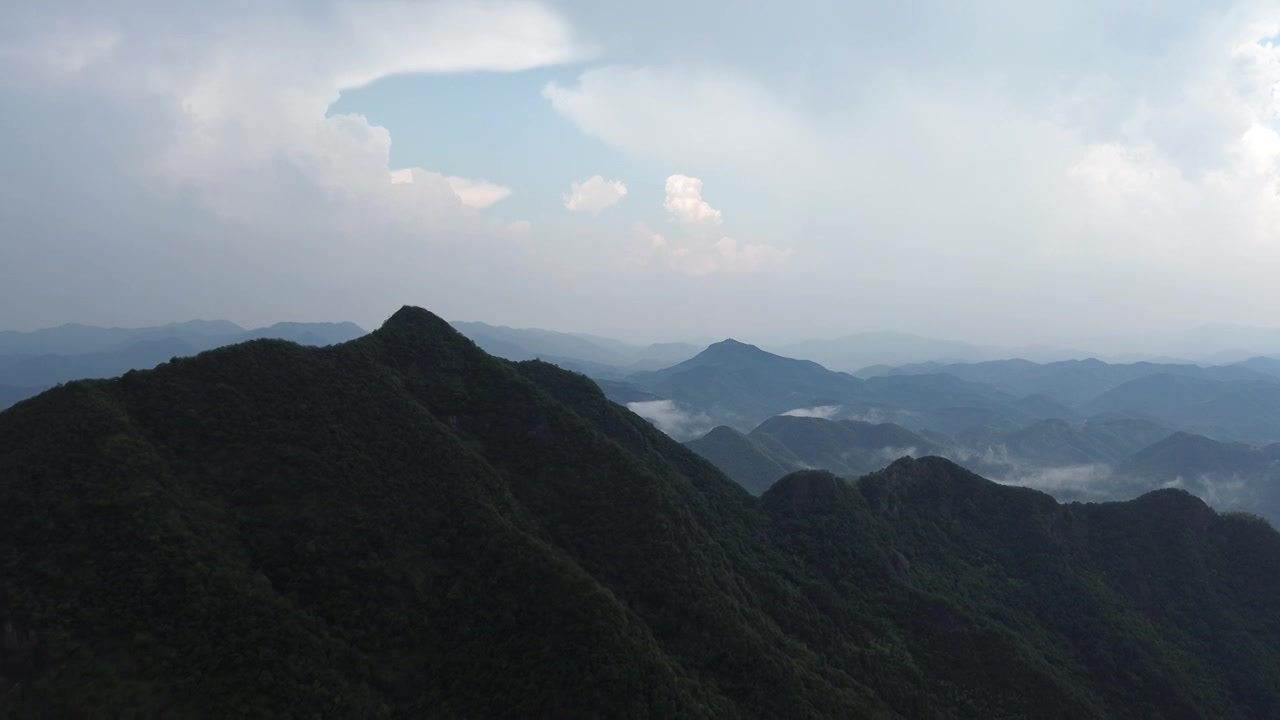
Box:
(762, 469, 844, 516)
(1130, 488, 1218, 533)
(860, 456, 1005, 514)
(378, 305, 458, 340)
(703, 338, 764, 354)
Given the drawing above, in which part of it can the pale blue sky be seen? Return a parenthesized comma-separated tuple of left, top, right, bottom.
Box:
(1, 0, 1278, 347)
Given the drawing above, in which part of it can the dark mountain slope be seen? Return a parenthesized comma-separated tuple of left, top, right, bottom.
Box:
(779, 458, 1280, 718)
(0, 308, 887, 717)
(5, 307, 1280, 717)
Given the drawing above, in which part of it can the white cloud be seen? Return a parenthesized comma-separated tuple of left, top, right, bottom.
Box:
(626, 399, 713, 439)
(663, 174, 722, 224)
(540, 8, 1280, 341)
(389, 168, 512, 209)
(0, 0, 586, 328)
(624, 178, 790, 276)
(6, 2, 583, 229)
(445, 177, 513, 209)
(996, 464, 1117, 496)
(781, 405, 842, 419)
(563, 175, 627, 213)
(544, 66, 824, 175)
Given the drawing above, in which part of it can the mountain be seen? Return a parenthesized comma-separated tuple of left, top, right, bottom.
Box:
(748, 416, 943, 477)
(450, 320, 699, 372)
(1122, 432, 1280, 478)
(0, 319, 245, 356)
(0, 336, 200, 388)
(683, 425, 799, 495)
(7, 306, 1280, 716)
(988, 417, 1173, 467)
(880, 357, 1278, 408)
(1086, 374, 1280, 444)
(1108, 433, 1280, 525)
(1087, 323, 1280, 364)
(685, 416, 943, 495)
(686, 413, 1191, 512)
(593, 379, 663, 404)
(233, 321, 366, 347)
(0, 321, 369, 410)
(628, 341, 1071, 436)
(1232, 355, 1280, 378)
(627, 339, 873, 431)
(861, 374, 1077, 434)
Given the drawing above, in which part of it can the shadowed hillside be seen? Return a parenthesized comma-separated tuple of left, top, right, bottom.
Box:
(4, 307, 1280, 717)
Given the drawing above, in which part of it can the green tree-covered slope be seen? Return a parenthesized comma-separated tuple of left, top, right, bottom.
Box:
(3, 306, 1280, 718)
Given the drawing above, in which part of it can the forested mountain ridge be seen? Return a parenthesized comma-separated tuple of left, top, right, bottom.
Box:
(3, 306, 1280, 717)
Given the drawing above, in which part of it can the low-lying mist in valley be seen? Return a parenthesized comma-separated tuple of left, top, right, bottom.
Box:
(625, 399, 715, 440)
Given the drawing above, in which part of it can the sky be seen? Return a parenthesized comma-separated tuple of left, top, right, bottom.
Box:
(1, 0, 1279, 347)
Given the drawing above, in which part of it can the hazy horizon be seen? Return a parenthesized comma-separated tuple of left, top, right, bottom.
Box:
(3, 1, 1279, 349)
(11, 310, 1280, 367)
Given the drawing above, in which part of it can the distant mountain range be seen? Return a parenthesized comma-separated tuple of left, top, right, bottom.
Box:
(0, 320, 366, 409)
(779, 323, 1280, 371)
(868, 357, 1277, 406)
(449, 320, 701, 376)
(686, 410, 1280, 527)
(685, 416, 944, 495)
(7, 313, 1280, 524)
(773, 331, 1086, 372)
(449, 319, 1280, 376)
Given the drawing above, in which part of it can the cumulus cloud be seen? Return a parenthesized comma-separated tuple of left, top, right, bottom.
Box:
(0, 0, 585, 328)
(539, 8, 1280, 342)
(781, 405, 842, 419)
(563, 175, 627, 213)
(663, 174, 722, 224)
(630, 175, 791, 276)
(544, 67, 825, 175)
(445, 177, 513, 209)
(626, 399, 713, 439)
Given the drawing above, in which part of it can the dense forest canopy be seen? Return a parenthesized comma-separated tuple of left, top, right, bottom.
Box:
(3, 306, 1280, 717)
